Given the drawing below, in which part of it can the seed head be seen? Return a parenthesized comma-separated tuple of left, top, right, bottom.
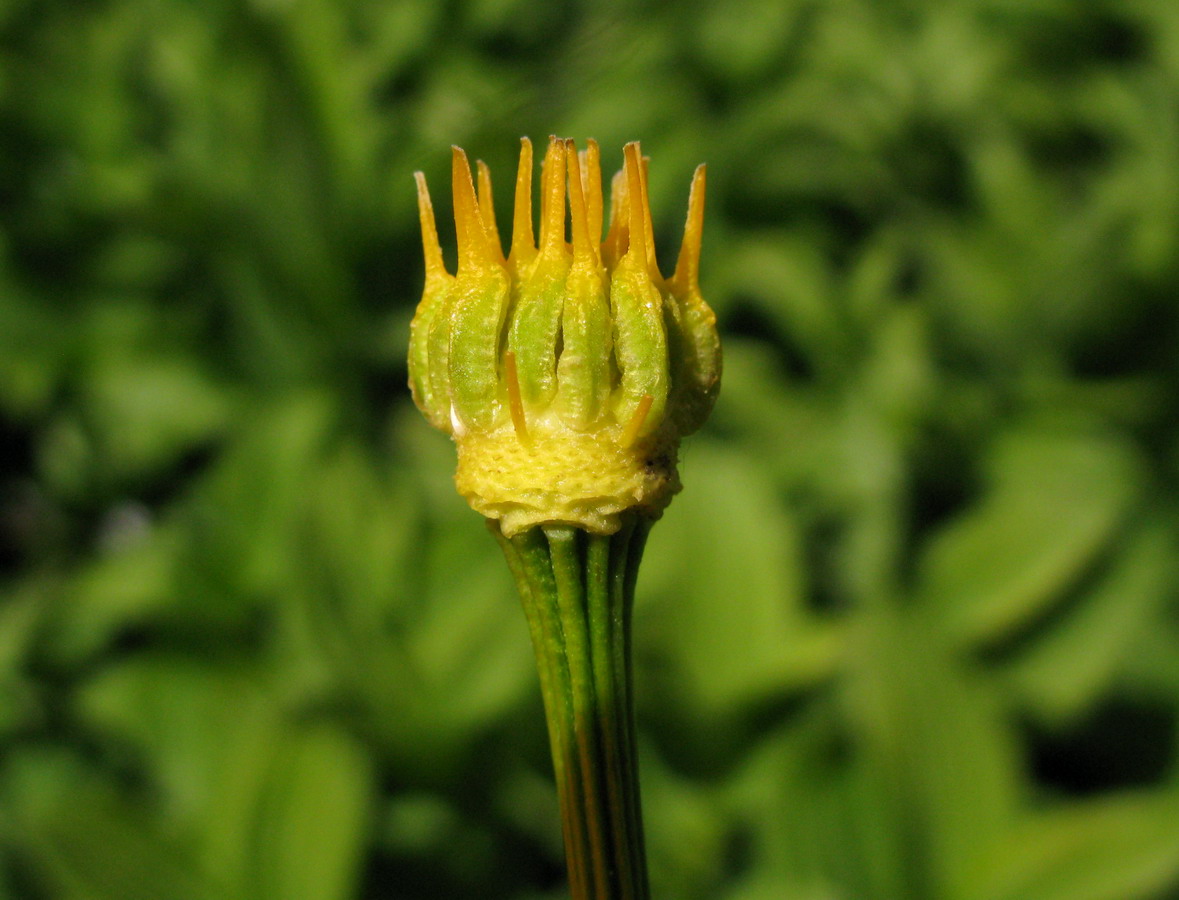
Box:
(408, 137, 720, 535)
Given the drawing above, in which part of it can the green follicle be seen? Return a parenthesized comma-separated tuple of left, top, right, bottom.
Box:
(449, 145, 513, 431)
(666, 163, 720, 436)
(557, 263, 613, 430)
(408, 275, 452, 431)
(660, 287, 689, 434)
(557, 140, 613, 431)
(667, 281, 721, 435)
(510, 138, 572, 410)
(426, 288, 456, 430)
(510, 260, 571, 410)
(608, 256, 668, 441)
(607, 144, 670, 440)
(449, 271, 512, 431)
(409, 170, 456, 432)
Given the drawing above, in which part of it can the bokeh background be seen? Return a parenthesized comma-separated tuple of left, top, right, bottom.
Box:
(3, 0, 1179, 898)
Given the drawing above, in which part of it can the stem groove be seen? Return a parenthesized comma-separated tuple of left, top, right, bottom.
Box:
(496, 514, 651, 900)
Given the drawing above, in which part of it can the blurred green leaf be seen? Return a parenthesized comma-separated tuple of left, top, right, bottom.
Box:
(3, 751, 214, 900)
(966, 790, 1179, 900)
(48, 525, 178, 664)
(917, 425, 1141, 646)
(253, 725, 372, 900)
(642, 440, 840, 719)
(1004, 511, 1179, 723)
(842, 605, 1021, 899)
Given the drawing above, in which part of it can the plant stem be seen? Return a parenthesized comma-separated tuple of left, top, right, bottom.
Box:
(492, 513, 652, 900)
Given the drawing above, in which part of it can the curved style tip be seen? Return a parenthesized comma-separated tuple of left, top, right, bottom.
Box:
(538, 137, 568, 255)
(414, 170, 448, 281)
(452, 146, 497, 271)
(622, 143, 648, 270)
(673, 164, 706, 291)
(637, 154, 660, 281)
(476, 159, 504, 262)
(581, 139, 603, 246)
(510, 137, 536, 264)
(565, 139, 597, 265)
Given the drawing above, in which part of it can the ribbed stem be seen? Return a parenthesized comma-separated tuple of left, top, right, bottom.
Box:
(492, 513, 652, 900)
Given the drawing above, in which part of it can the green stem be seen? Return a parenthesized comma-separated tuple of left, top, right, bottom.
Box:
(494, 513, 652, 900)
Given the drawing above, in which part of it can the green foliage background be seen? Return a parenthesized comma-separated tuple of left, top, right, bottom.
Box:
(3, 0, 1179, 898)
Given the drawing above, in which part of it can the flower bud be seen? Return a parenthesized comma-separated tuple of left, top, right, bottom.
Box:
(408, 137, 720, 535)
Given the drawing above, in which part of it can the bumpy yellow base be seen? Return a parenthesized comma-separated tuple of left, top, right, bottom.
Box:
(454, 426, 680, 536)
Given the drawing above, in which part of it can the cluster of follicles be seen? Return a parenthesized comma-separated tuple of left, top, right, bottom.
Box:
(408, 137, 720, 536)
